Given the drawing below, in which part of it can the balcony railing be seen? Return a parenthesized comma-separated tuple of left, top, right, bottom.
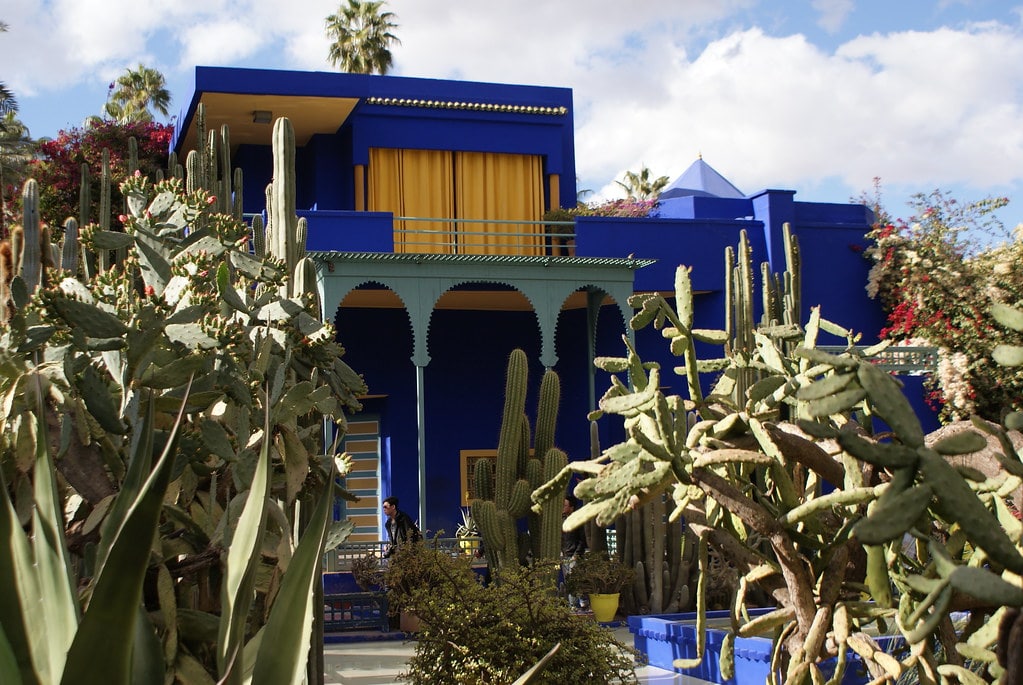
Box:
(323, 537, 484, 572)
(817, 345, 938, 374)
(393, 216, 575, 255)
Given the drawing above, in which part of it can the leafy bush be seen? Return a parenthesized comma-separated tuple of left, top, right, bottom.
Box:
(383, 543, 637, 684)
(564, 551, 633, 596)
(31, 120, 173, 229)
(864, 187, 1023, 422)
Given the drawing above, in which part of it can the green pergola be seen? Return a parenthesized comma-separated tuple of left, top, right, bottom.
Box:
(310, 252, 653, 523)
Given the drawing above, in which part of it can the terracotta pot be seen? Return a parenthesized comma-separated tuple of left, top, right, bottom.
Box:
(400, 610, 421, 633)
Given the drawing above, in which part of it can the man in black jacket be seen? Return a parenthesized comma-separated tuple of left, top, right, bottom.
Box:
(382, 496, 420, 558)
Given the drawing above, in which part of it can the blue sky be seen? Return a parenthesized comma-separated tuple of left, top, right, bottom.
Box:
(5, 0, 1023, 238)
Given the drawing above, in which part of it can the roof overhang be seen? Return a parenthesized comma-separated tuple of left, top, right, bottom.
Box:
(177, 92, 359, 155)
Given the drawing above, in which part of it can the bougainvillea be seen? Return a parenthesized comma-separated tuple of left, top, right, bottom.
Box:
(30, 119, 173, 230)
(574, 197, 658, 218)
(864, 184, 1023, 423)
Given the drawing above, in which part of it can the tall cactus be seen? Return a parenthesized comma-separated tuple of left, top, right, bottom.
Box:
(473, 349, 566, 573)
(20, 179, 42, 293)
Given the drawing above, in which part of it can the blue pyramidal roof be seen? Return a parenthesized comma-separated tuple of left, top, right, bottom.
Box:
(659, 157, 745, 200)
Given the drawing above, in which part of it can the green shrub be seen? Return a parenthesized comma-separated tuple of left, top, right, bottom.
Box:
(384, 543, 638, 684)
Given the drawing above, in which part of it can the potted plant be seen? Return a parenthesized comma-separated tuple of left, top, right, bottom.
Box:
(350, 553, 385, 591)
(564, 552, 633, 622)
(542, 207, 575, 255)
(455, 506, 480, 556)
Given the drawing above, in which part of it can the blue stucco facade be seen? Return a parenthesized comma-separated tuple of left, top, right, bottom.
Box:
(174, 66, 895, 537)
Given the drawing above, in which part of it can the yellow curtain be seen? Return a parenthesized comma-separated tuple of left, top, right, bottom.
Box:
(368, 148, 454, 254)
(455, 152, 543, 256)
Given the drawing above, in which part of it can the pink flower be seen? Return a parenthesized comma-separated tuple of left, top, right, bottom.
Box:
(144, 285, 155, 296)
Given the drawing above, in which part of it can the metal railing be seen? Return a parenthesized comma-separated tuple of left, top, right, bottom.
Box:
(817, 345, 938, 374)
(323, 536, 484, 572)
(393, 216, 575, 255)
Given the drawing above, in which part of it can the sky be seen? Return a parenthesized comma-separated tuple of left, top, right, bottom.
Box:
(5, 0, 1023, 238)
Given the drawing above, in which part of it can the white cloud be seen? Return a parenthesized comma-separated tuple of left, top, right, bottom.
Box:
(812, 0, 854, 34)
(7, 0, 1023, 225)
(178, 20, 262, 68)
(574, 23, 1023, 203)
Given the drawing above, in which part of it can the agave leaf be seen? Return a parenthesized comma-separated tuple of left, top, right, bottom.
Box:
(217, 413, 272, 684)
(0, 623, 20, 684)
(61, 388, 187, 685)
(130, 605, 164, 685)
(30, 402, 80, 681)
(251, 467, 336, 685)
(0, 452, 48, 682)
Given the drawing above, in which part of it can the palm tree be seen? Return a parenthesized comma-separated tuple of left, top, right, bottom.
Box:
(103, 64, 171, 123)
(615, 166, 670, 200)
(325, 0, 400, 75)
(0, 112, 34, 234)
(0, 21, 16, 116)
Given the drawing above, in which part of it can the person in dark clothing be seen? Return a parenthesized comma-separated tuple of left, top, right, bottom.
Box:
(561, 495, 588, 609)
(561, 495, 587, 558)
(382, 496, 421, 558)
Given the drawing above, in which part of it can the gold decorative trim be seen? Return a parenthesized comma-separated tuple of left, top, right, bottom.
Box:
(366, 96, 567, 116)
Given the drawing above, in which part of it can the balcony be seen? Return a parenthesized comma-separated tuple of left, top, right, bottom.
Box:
(297, 210, 575, 257)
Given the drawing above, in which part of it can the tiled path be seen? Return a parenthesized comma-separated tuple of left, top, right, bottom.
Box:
(323, 626, 713, 684)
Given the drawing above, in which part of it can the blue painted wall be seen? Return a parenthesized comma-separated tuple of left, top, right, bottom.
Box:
(173, 66, 936, 538)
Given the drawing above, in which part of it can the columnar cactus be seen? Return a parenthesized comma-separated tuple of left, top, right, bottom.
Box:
(19, 179, 41, 292)
(473, 349, 566, 572)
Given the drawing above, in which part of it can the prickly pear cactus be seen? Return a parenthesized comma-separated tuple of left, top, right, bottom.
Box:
(0, 115, 366, 685)
(536, 227, 1023, 684)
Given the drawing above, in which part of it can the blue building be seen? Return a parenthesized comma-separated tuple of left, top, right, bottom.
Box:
(172, 66, 884, 539)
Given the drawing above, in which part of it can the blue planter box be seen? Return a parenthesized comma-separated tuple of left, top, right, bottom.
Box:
(628, 610, 898, 684)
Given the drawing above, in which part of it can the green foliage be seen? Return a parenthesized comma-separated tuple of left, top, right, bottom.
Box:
(102, 64, 172, 124)
(383, 543, 637, 684)
(1, 112, 34, 236)
(0, 115, 366, 683)
(614, 166, 669, 200)
(564, 551, 634, 596)
(325, 0, 401, 75)
(473, 349, 564, 572)
(31, 120, 173, 231)
(864, 186, 1023, 422)
(539, 226, 1023, 683)
(350, 553, 385, 591)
